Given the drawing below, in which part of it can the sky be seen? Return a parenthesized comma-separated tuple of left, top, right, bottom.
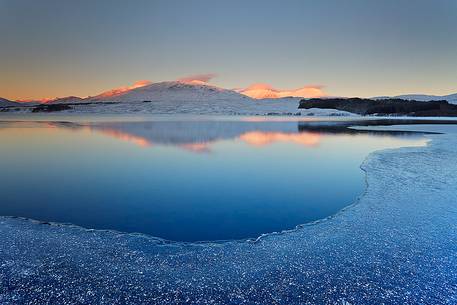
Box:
(1, 0, 456, 100)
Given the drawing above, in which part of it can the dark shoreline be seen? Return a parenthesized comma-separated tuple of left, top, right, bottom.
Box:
(299, 97, 457, 116)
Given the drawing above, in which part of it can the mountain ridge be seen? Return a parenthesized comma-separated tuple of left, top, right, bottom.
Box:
(373, 93, 457, 104)
(0, 97, 19, 107)
(3, 80, 456, 105)
(89, 81, 251, 103)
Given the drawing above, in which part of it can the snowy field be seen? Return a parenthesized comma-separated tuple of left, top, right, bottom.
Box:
(2, 97, 356, 117)
(0, 124, 456, 304)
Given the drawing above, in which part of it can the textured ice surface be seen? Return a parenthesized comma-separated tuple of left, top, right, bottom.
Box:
(1, 130, 457, 304)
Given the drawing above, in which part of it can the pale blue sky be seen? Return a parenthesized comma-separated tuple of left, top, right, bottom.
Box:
(1, 0, 456, 99)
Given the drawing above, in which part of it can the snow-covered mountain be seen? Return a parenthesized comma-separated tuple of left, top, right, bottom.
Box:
(0, 97, 19, 107)
(238, 83, 325, 99)
(89, 81, 251, 103)
(373, 93, 457, 104)
(47, 96, 85, 104)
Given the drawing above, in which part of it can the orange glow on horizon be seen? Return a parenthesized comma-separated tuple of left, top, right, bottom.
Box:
(16, 98, 54, 103)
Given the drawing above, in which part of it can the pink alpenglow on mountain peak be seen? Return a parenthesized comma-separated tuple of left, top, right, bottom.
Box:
(238, 83, 326, 99)
(177, 74, 218, 85)
(95, 80, 153, 99)
(6, 76, 328, 103)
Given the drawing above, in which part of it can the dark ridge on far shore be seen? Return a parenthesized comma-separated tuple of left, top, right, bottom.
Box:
(299, 98, 457, 116)
(0, 101, 120, 113)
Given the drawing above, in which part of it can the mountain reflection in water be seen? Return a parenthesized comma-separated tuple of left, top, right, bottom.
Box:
(84, 119, 431, 152)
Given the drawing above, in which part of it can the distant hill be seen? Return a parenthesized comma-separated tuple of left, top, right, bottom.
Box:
(373, 93, 457, 104)
(4, 81, 251, 107)
(88, 81, 251, 103)
(299, 98, 457, 116)
(0, 97, 19, 107)
(46, 96, 85, 104)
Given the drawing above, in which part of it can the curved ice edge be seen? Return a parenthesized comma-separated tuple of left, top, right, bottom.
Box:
(251, 138, 432, 243)
(0, 136, 433, 248)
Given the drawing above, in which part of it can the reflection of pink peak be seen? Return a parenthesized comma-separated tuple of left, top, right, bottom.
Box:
(92, 127, 212, 152)
(94, 128, 152, 148)
(91, 127, 320, 151)
(180, 143, 211, 153)
(95, 80, 152, 98)
(239, 131, 320, 147)
(239, 83, 326, 99)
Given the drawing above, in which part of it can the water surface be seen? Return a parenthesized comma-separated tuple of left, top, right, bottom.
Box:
(0, 117, 426, 241)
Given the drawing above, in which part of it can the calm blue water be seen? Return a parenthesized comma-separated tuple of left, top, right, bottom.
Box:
(0, 117, 426, 241)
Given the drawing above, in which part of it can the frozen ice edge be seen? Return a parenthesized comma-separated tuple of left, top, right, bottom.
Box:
(1, 132, 457, 304)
